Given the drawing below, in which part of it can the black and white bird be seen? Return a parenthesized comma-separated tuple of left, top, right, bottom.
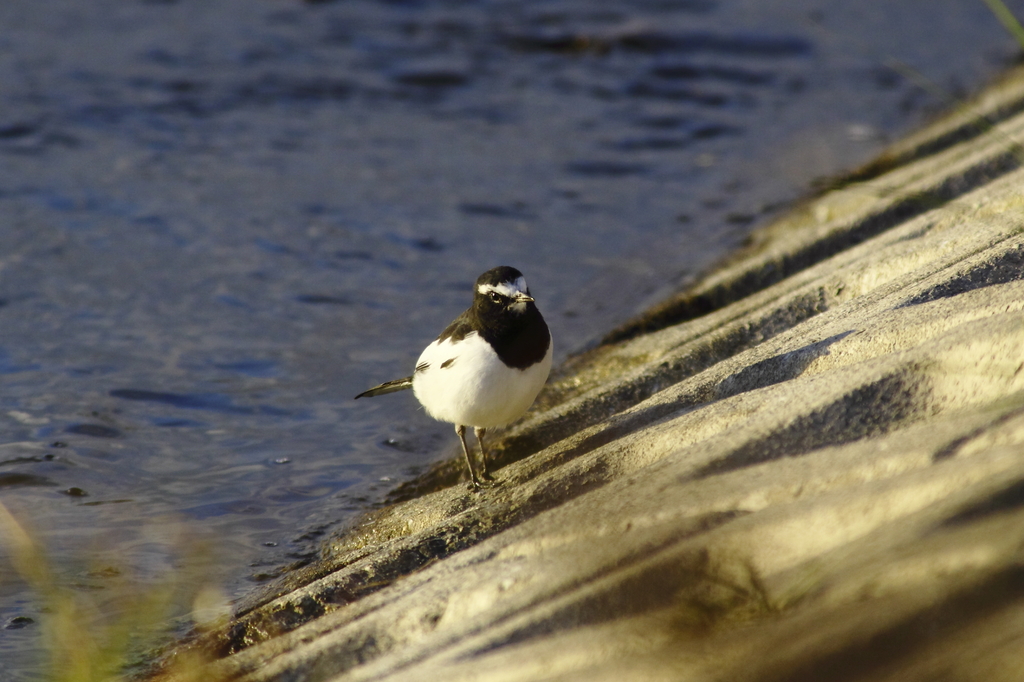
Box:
(356, 266, 552, 489)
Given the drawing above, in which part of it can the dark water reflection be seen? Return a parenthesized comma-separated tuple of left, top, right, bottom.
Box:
(0, 0, 1017, 676)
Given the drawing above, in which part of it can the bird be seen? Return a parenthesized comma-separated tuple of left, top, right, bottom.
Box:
(356, 266, 552, 490)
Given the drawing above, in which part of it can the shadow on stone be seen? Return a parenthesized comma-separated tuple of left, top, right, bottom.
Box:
(696, 368, 926, 478)
(900, 241, 1024, 307)
(753, 565, 1024, 682)
(940, 477, 1024, 528)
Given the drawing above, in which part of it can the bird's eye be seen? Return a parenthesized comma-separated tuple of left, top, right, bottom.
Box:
(489, 292, 502, 304)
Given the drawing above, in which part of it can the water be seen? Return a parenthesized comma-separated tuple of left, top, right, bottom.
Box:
(0, 0, 1018, 677)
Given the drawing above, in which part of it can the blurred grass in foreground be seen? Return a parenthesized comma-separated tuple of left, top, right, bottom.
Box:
(0, 500, 226, 682)
(982, 0, 1024, 50)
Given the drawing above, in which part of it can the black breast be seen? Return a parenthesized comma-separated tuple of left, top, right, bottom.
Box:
(480, 306, 550, 369)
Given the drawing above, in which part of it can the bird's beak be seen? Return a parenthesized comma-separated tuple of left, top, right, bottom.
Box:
(515, 293, 534, 303)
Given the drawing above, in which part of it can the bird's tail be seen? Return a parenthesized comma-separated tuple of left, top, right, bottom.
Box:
(355, 376, 414, 399)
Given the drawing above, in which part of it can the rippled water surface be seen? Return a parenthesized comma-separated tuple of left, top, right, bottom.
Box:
(0, 0, 1018, 676)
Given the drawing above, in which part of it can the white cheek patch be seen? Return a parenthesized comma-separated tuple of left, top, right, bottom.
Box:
(477, 276, 528, 298)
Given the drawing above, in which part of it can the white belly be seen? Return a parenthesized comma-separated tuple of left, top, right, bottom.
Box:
(412, 331, 552, 428)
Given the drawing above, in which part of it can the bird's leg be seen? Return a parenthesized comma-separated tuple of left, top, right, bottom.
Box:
(474, 427, 497, 484)
(456, 424, 483, 490)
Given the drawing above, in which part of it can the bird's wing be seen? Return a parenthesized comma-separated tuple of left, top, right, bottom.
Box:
(354, 376, 414, 399)
(356, 307, 474, 400)
(436, 308, 475, 344)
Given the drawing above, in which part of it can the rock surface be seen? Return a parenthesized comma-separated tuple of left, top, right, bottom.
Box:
(164, 65, 1024, 682)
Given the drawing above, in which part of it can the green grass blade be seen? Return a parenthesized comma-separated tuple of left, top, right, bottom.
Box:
(981, 0, 1024, 50)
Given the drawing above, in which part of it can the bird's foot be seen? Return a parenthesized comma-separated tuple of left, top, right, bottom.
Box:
(468, 474, 500, 491)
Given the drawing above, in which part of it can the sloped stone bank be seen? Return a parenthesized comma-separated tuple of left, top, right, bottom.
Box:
(162, 66, 1024, 682)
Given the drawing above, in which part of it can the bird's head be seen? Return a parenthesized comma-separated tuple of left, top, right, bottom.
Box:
(475, 266, 535, 315)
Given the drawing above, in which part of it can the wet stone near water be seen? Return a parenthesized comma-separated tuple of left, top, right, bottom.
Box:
(65, 424, 122, 438)
(4, 617, 34, 631)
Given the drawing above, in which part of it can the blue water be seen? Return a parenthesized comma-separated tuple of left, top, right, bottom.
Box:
(0, 0, 1018, 677)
